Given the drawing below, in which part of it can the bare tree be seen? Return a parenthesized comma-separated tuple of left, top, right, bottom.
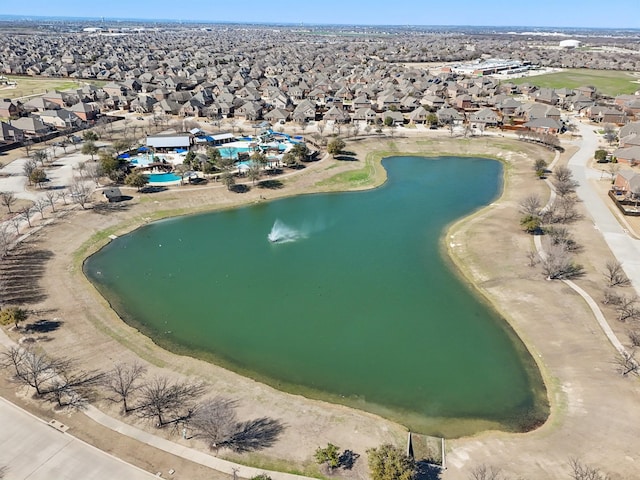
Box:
(103, 362, 147, 413)
(0, 192, 16, 213)
(57, 189, 69, 205)
(190, 397, 239, 449)
(616, 294, 640, 322)
(316, 121, 325, 137)
(19, 207, 32, 228)
(138, 376, 205, 427)
(556, 195, 579, 223)
(569, 459, 611, 480)
(629, 330, 640, 347)
(44, 190, 57, 212)
(541, 243, 584, 280)
(22, 158, 37, 185)
(469, 464, 505, 480)
(32, 200, 47, 220)
(526, 249, 539, 267)
(547, 226, 580, 252)
(604, 260, 630, 287)
(1, 346, 69, 396)
(33, 150, 47, 167)
(9, 216, 22, 236)
(46, 364, 105, 408)
(552, 166, 579, 197)
(70, 179, 92, 209)
(615, 350, 639, 377)
(519, 194, 542, 216)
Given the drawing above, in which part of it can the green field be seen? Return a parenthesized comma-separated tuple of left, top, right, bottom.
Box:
(0, 75, 106, 100)
(511, 69, 640, 97)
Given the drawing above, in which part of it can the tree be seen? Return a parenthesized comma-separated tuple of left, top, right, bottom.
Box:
(190, 397, 285, 453)
(541, 243, 584, 280)
(190, 397, 239, 449)
(315, 443, 341, 470)
(70, 179, 92, 209)
(602, 124, 617, 146)
(103, 362, 147, 413)
(138, 376, 204, 427)
(82, 140, 99, 161)
(32, 199, 48, 220)
(0, 306, 28, 329)
(83, 130, 99, 142)
(125, 171, 149, 191)
(29, 168, 47, 188)
(469, 464, 506, 480)
(112, 138, 132, 155)
(0, 192, 16, 213)
(383, 116, 394, 127)
(552, 166, 579, 197)
(327, 138, 345, 158)
(247, 163, 261, 185)
(44, 190, 57, 212)
(426, 113, 438, 127)
(534, 158, 548, 173)
(290, 143, 309, 163)
(207, 147, 222, 168)
(221, 172, 236, 191)
(519, 194, 542, 216)
(604, 260, 630, 287)
(367, 444, 415, 480)
(23, 158, 37, 184)
(520, 215, 542, 234)
(594, 149, 608, 162)
(33, 150, 48, 166)
(19, 206, 32, 228)
(569, 458, 611, 480)
(1, 346, 68, 396)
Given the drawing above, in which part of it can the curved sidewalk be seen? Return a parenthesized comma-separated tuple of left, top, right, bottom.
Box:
(534, 122, 633, 359)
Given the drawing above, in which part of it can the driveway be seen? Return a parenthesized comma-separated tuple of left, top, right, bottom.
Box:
(569, 122, 640, 293)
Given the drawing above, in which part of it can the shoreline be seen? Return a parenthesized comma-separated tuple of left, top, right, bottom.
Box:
(83, 153, 546, 438)
(4, 133, 637, 479)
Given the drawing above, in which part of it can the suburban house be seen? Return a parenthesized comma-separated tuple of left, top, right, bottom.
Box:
(613, 169, 640, 195)
(469, 108, 500, 129)
(612, 145, 640, 165)
(0, 121, 24, 144)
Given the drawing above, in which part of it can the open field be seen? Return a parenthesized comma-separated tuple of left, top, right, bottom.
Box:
(0, 75, 106, 100)
(510, 68, 640, 96)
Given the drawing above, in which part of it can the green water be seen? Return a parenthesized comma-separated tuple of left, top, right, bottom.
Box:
(84, 156, 547, 435)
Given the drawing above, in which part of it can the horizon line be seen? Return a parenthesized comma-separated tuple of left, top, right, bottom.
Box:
(0, 14, 638, 31)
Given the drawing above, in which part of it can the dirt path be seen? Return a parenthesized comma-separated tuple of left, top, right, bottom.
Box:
(1, 132, 638, 480)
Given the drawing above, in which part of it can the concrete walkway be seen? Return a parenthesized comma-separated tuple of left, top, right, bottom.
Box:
(534, 121, 635, 360)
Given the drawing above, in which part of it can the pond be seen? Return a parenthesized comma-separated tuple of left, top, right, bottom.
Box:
(84, 156, 548, 436)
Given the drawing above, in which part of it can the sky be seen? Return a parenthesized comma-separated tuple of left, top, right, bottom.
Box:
(2, 0, 640, 29)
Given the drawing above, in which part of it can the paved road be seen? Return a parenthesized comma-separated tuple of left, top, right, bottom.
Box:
(569, 122, 640, 293)
(0, 397, 156, 480)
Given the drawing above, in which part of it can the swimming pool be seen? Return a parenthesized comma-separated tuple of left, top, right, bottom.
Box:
(146, 173, 181, 183)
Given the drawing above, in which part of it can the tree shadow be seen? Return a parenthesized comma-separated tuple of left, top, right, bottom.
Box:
(91, 202, 132, 215)
(339, 449, 360, 470)
(335, 155, 358, 161)
(415, 461, 442, 480)
(188, 177, 208, 185)
(228, 418, 285, 452)
(140, 186, 168, 193)
(230, 184, 250, 193)
(257, 179, 284, 190)
(0, 246, 53, 305)
(266, 168, 284, 175)
(25, 318, 63, 333)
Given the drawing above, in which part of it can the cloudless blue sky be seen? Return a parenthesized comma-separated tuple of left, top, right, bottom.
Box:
(3, 0, 639, 29)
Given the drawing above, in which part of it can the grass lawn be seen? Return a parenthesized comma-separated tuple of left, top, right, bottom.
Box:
(0, 75, 107, 100)
(510, 69, 639, 96)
